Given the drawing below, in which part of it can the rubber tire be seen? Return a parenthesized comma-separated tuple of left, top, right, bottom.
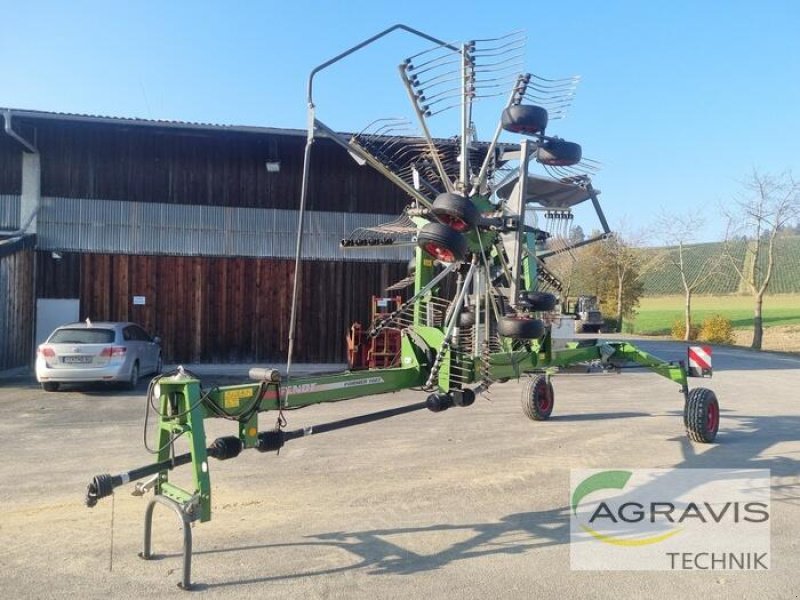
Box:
(42, 382, 60, 392)
(522, 374, 554, 421)
(453, 388, 476, 407)
(431, 193, 480, 233)
(426, 393, 453, 413)
(458, 308, 476, 328)
(684, 387, 719, 443)
(501, 105, 549, 135)
(497, 315, 545, 339)
(520, 291, 557, 312)
(126, 361, 139, 391)
(417, 222, 467, 263)
(536, 139, 582, 167)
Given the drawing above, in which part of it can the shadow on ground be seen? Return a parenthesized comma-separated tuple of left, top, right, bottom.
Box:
(178, 413, 799, 590)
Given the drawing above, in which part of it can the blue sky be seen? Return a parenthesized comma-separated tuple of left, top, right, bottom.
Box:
(3, 0, 799, 242)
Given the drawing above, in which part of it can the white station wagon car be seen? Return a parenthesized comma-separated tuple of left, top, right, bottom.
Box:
(36, 320, 162, 391)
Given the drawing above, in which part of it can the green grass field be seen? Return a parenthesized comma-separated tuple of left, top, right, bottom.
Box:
(632, 294, 800, 335)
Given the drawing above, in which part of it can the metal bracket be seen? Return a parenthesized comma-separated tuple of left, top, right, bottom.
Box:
(131, 474, 158, 497)
(139, 494, 198, 590)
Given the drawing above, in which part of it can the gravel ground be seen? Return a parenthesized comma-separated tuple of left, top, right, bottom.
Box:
(1, 341, 798, 599)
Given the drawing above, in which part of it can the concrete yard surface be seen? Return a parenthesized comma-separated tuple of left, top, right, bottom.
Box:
(0, 340, 798, 599)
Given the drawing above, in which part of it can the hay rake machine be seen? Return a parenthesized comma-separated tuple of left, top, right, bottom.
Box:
(85, 25, 720, 589)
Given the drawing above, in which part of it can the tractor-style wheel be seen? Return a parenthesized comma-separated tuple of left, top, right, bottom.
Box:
(522, 374, 554, 420)
(501, 105, 549, 135)
(431, 193, 479, 233)
(684, 387, 719, 443)
(536, 138, 582, 167)
(519, 291, 558, 312)
(498, 315, 545, 339)
(417, 222, 467, 263)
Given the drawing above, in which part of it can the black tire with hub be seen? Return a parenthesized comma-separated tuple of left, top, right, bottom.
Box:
(522, 374, 554, 421)
(684, 387, 719, 443)
(501, 105, 549, 135)
(431, 193, 480, 233)
(536, 138, 582, 167)
(417, 222, 467, 263)
(497, 315, 545, 339)
(519, 291, 557, 312)
(458, 308, 476, 328)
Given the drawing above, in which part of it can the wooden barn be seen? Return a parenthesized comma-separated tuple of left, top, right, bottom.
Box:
(0, 108, 413, 368)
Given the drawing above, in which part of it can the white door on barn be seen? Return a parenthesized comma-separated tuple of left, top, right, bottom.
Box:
(36, 299, 80, 346)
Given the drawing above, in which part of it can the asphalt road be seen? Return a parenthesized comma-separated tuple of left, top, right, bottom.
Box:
(1, 340, 798, 599)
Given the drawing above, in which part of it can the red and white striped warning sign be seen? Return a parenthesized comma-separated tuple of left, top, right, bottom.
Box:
(688, 345, 712, 377)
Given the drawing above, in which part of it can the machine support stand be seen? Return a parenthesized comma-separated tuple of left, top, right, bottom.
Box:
(139, 494, 196, 590)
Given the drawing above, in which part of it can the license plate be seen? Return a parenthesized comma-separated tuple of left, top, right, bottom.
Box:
(62, 356, 93, 364)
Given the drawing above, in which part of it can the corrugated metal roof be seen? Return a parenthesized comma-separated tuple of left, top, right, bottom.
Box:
(1, 107, 508, 150)
(1, 107, 307, 138)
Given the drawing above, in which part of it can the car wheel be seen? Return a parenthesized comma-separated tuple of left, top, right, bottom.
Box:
(42, 382, 60, 392)
(126, 362, 139, 390)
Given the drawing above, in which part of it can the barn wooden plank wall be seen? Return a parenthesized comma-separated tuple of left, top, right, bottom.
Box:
(37, 251, 406, 363)
(33, 122, 409, 214)
(0, 245, 34, 370)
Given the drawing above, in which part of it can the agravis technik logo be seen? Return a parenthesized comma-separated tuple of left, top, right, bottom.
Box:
(570, 469, 770, 570)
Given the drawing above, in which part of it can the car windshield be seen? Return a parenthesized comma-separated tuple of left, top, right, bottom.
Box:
(49, 328, 115, 344)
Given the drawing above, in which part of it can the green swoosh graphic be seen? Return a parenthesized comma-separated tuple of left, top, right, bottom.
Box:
(571, 470, 632, 516)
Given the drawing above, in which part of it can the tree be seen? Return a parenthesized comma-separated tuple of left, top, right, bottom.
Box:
(596, 234, 647, 332)
(723, 170, 800, 350)
(656, 212, 724, 340)
(568, 225, 585, 244)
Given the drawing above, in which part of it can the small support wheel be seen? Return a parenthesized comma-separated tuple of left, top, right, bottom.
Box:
(458, 308, 476, 327)
(522, 374, 554, 421)
(452, 388, 475, 407)
(426, 393, 453, 412)
(536, 138, 582, 167)
(417, 222, 467, 263)
(501, 104, 549, 135)
(684, 387, 719, 443)
(498, 315, 545, 339)
(431, 193, 480, 232)
(519, 291, 557, 312)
